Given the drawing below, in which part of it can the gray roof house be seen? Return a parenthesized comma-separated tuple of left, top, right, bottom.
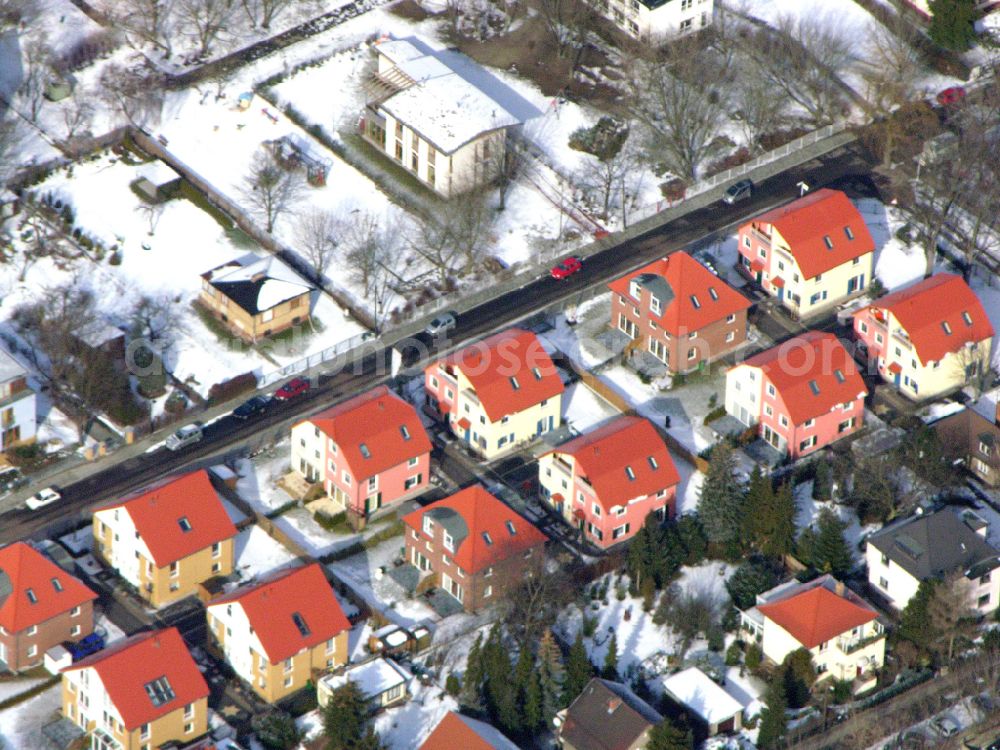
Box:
(556, 678, 662, 750)
(865, 508, 1000, 614)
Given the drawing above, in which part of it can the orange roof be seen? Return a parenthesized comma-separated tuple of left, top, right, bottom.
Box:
(542, 417, 680, 511)
(63, 628, 208, 731)
(0, 542, 96, 633)
(860, 274, 995, 365)
(608, 252, 751, 336)
(95, 470, 237, 568)
(402, 486, 548, 574)
(430, 329, 564, 422)
(758, 585, 877, 649)
(748, 189, 874, 279)
(419, 711, 521, 750)
(302, 386, 431, 479)
(208, 564, 350, 664)
(742, 332, 867, 425)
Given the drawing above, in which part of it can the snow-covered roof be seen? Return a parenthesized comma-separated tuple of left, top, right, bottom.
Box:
(77, 321, 124, 349)
(0, 348, 26, 383)
(136, 160, 180, 187)
(384, 630, 408, 648)
(660, 667, 743, 725)
(320, 658, 410, 700)
(374, 36, 538, 154)
(202, 253, 312, 315)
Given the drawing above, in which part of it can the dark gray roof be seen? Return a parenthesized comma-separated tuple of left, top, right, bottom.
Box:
(867, 509, 1000, 581)
(426, 506, 468, 549)
(634, 273, 674, 310)
(560, 678, 661, 750)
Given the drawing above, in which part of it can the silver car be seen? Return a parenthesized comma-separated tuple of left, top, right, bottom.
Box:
(722, 179, 754, 205)
(424, 311, 457, 337)
(25, 487, 61, 510)
(165, 424, 203, 451)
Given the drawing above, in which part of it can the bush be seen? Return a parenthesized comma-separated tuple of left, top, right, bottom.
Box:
(314, 511, 348, 532)
(703, 406, 727, 425)
(745, 643, 762, 671)
(207, 371, 258, 405)
(830, 679, 853, 705)
(725, 641, 743, 666)
(708, 627, 725, 652)
(445, 674, 460, 697)
(582, 615, 598, 638)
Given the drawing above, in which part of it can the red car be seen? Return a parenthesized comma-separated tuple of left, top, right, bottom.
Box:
(274, 377, 310, 401)
(551, 256, 583, 279)
(936, 86, 966, 107)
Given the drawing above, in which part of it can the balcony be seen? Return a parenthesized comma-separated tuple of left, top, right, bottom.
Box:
(837, 632, 884, 655)
(553, 456, 573, 475)
(891, 329, 912, 349)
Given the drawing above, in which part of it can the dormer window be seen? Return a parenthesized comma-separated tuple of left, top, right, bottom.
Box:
(625, 466, 636, 481)
(532, 367, 542, 381)
(26, 588, 37, 604)
(942, 321, 952, 335)
(650, 296, 661, 315)
(360, 443, 371, 459)
(52, 577, 63, 592)
(834, 369, 845, 383)
(506, 520, 516, 535)
(647, 456, 658, 470)
(509, 376, 520, 391)
(178, 517, 192, 533)
(144, 676, 176, 707)
(708, 287, 719, 301)
(823, 235, 833, 249)
(963, 311, 973, 326)
(292, 612, 310, 637)
(400, 425, 411, 441)
(629, 280, 641, 299)
(423, 516, 434, 535)
(482, 532, 493, 546)
(844, 226, 854, 240)
(690, 295, 701, 309)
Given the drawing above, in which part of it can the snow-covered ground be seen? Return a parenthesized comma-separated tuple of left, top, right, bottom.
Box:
(374, 682, 459, 750)
(233, 525, 300, 579)
(271, 506, 350, 558)
(0, 677, 49, 703)
(233, 452, 295, 514)
(556, 563, 735, 678)
(561, 381, 621, 434)
(794, 480, 876, 565)
(0, 683, 62, 750)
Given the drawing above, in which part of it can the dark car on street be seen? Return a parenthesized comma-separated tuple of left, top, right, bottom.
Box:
(233, 395, 271, 419)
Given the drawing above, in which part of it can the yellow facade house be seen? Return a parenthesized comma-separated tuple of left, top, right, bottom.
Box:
(61, 628, 209, 750)
(206, 564, 352, 703)
(93, 470, 237, 608)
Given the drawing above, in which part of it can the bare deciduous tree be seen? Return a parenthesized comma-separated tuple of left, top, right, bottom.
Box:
(131, 294, 184, 347)
(240, 149, 304, 233)
(135, 202, 165, 236)
(499, 558, 572, 649)
(239, 0, 298, 29)
(857, 13, 923, 119)
(409, 190, 496, 283)
(627, 41, 727, 179)
(98, 60, 165, 127)
(113, 0, 177, 57)
(18, 37, 52, 123)
(339, 211, 402, 332)
(730, 67, 790, 153)
(60, 89, 95, 141)
(176, 0, 236, 58)
(0, 0, 39, 30)
(294, 207, 340, 281)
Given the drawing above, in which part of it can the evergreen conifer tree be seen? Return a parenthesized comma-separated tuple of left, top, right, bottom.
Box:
(812, 507, 853, 577)
(563, 632, 595, 705)
(928, 0, 977, 50)
(698, 443, 745, 550)
(603, 632, 619, 679)
(757, 675, 788, 749)
(537, 629, 566, 724)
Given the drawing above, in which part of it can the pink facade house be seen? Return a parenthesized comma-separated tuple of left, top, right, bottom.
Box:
(537, 416, 680, 548)
(724, 332, 868, 459)
(291, 386, 432, 527)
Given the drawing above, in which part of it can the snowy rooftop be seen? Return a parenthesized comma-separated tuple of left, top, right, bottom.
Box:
(660, 667, 744, 725)
(77, 321, 124, 349)
(203, 253, 312, 315)
(374, 35, 540, 154)
(136, 160, 180, 186)
(0, 348, 26, 383)
(320, 658, 410, 700)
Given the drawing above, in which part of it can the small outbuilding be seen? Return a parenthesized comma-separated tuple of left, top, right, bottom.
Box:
(661, 667, 744, 737)
(133, 160, 182, 202)
(317, 657, 410, 713)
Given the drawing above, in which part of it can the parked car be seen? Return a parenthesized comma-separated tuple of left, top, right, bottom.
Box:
(722, 179, 754, 205)
(25, 487, 61, 510)
(233, 395, 270, 419)
(67, 632, 105, 661)
(0, 467, 26, 494)
(165, 424, 203, 451)
(424, 312, 458, 338)
(551, 256, 583, 280)
(274, 378, 310, 401)
(936, 86, 966, 107)
(929, 715, 960, 738)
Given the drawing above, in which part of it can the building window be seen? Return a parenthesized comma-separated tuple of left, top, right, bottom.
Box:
(879, 577, 889, 590)
(141, 724, 150, 740)
(838, 417, 856, 433)
(799, 436, 817, 452)
(212, 542, 221, 558)
(71, 624, 81, 636)
(71, 606, 80, 617)
(408, 456, 419, 467)
(27, 644, 37, 657)
(612, 523, 630, 539)
(27, 624, 37, 636)
(980, 594, 991, 607)
(484, 586, 493, 598)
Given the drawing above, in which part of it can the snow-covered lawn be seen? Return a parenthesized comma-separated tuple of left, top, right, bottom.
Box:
(561, 381, 621, 433)
(0, 676, 50, 703)
(374, 682, 459, 750)
(271, 506, 350, 557)
(233, 525, 299, 579)
(233, 453, 295, 514)
(794, 480, 876, 565)
(0, 683, 62, 750)
(557, 562, 735, 678)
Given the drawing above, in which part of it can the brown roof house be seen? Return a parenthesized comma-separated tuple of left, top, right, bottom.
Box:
(935, 400, 1000, 487)
(199, 253, 313, 343)
(556, 678, 663, 750)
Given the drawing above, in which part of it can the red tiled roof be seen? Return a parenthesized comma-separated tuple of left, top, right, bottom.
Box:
(402, 486, 548, 574)
(607, 252, 751, 336)
(743, 332, 868, 425)
(860, 274, 995, 365)
(208, 564, 350, 664)
(95, 470, 237, 568)
(758, 585, 877, 649)
(430, 329, 564, 422)
(302, 385, 431, 480)
(62, 628, 208, 731)
(0, 542, 96, 633)
(748, 189, 874, 279)
(419, 711, 521, 750)
(542, 417, 680, 512)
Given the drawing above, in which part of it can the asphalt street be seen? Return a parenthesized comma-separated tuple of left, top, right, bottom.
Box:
(1, 140, 879, 547)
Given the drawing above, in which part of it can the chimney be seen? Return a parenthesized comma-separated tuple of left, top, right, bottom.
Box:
(834, 579, 845, 597)
(607, 697, 622, 714)
(994, 398, 1000, 428)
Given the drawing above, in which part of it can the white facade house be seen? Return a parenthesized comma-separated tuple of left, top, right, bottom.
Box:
(589, 0, 713, 40)
(361, 36, 538, 197)
(0, 348, 35, 451)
